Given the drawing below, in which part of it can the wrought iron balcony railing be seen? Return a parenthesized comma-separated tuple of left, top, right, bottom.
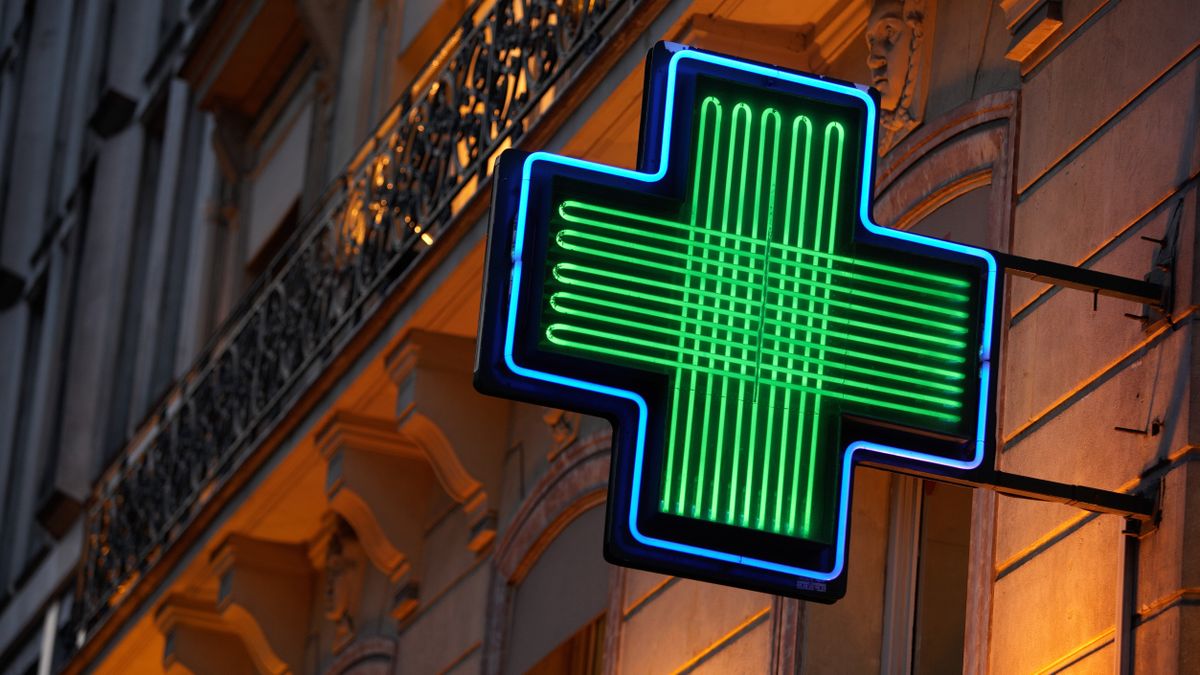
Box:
(78, 0, 650, 651)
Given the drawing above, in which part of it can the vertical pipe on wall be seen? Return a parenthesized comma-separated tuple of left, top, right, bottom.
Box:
(1114, 518, 1141, 674)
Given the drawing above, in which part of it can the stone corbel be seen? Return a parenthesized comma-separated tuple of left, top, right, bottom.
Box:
(155, 594, 257, 675)
(316, 412, 440, 585)
(211, 535, 314, 675)
(385, 330, 510, 553)
(866, 0, 937, 155)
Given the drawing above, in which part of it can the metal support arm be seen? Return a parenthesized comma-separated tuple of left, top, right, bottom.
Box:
(989, 470, 1157, 521)
(996, 252, 1167, 308)
(868, 460, 1159, 521)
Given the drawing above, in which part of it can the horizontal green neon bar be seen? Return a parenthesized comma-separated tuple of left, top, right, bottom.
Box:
(548, 279, 967, 351)
(559, 200, 971, 288)
(549, 295, 967, 383)
(557, 221, 971, 303)
(549, 291, 966, 367)
(545, 324, 964, 413)
(548, 304, 964, 395)
(545, 327, 963, 422)
(557, 233, 968, 320)
(552, 263, 970, 336)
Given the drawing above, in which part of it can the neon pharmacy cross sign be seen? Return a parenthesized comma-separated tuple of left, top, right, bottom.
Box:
(476, 43, 1000, 601)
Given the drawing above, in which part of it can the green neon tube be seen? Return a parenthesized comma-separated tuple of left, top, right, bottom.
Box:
(552, 263, 970, 335)
(558, 200, 971, 288)
(542, 89, 978, 541)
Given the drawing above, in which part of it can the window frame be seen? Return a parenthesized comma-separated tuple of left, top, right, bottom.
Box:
(872, 90, 1019, 673)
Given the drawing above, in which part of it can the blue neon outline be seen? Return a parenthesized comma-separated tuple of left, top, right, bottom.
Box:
(501, 47, 998, 581)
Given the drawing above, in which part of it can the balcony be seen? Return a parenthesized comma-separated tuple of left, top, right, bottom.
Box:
(75, 0, 657, 659)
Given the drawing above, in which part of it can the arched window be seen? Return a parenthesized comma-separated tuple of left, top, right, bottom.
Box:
(800, 92, 1017, 673)
(506, 506, 608, 674)
(489, 433, 613, 675)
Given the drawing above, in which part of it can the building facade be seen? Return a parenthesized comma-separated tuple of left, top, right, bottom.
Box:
(0, 0, 1196, 672)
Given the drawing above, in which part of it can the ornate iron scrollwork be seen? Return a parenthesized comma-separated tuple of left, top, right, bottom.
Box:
(79, 0, 634, 642)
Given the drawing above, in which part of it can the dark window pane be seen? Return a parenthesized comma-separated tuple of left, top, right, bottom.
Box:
(912, 481, 971, 674)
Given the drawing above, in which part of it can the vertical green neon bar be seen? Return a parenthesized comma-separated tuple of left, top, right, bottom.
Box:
(696, 102, 750, 517)
(665, 96, 720, 513)
(740, 101, 768, 525)
(541, 85, 976, 545)
(783, 114, 812, 536)
(802, 121, 845, 534)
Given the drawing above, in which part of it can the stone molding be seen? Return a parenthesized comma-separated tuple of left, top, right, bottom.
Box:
(385, 329, 510, 552)
(674, 14, 822, 72)
(867, 0, 937, 154)
(483, 429, 612, 674)
(322, 636, 397, 675)
(155, 593, 257, 675)
(316, 412, 438, 583)
(493, 431, 612, 581)
(311, 329, 512, 629)
(874, 90, 1018, 253)
(210, 535, 315, 674)
(769, 596, 803, 673)
(542, 408, 583, 461)
(999, 0, 1062, 64)
(871, 92, 1018, 673)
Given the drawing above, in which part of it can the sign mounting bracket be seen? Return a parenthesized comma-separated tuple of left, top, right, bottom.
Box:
(475, 41, 1167, 602)
(996, 251, 1168, 308)
(859, 454, 1156, 516)
(987, 470, 1158, 521)
(979, 232, 1178, 522)
(994, 201, 1179, 317)
(861, 459, 1159, 521)
(972, 252, 1168, 523)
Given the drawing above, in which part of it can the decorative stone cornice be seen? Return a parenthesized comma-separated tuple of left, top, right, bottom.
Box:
(316, 412, 432, 584)
(210, 535, 314, 674)
(155, 594, 257, 675)
(385, 329, 510, 552)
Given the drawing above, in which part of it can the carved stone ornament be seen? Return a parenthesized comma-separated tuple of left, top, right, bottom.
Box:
(866, 0, 936, 155)
(324, 518, 366, 655)
(542, 408, 582, 460)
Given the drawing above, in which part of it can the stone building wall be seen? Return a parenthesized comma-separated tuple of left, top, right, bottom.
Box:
(1, 0, 1198, 673)
(993, 0, 1200, 670)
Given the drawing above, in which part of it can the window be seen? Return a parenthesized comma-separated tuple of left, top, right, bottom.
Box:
(893, 186, 990, 673)
(526, 613, 604, 675)
(0, 2, 33, 218)
(800, 185, 992, 672)
(911, 481, 972, 672)
(243, 98, 311, 277)
(506, 506, 609, 674)
(330, 0, 389, 174)
(32, 176, 90, 537)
